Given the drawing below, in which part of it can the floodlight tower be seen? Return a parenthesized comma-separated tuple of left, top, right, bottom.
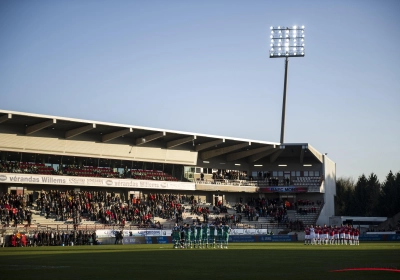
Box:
(270, 25, 305, 143)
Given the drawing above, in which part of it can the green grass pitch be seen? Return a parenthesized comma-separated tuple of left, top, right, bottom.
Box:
(0, 242, 399, 280)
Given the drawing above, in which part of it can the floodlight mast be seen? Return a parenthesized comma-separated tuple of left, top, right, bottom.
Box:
(270, 25, 305, 144)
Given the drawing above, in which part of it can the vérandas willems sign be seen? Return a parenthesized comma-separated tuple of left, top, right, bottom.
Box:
(259, 186, 308, 193)
(0, 173, 195, 190)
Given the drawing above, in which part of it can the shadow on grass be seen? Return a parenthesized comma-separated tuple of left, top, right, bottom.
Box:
(0, 243, 399, 280)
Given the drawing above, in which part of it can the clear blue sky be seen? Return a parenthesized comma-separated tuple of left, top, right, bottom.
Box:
(0, 0, 399, 182)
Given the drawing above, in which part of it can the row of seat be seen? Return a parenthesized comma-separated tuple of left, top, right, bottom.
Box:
(132, 175, 178, 181)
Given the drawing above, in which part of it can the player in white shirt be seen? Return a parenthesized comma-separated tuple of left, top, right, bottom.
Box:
(309, 225, 315, 245)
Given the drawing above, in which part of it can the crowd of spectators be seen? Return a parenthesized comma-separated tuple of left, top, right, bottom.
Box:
(5, 230, 97, 247)
(0, 160, 178, 181)
(234, 197, 288, 224)
(211, 170, 248, 181)
(207, 170, 295, 187)
(33, 190, 205, 228)
(0, 190, 210, 228)
(0, 161, 55, 175)
(0, 193, 32, 227)
(1, 160, 323, 188)
(286, 219, 305, 231)
(2, 184, 325, 235)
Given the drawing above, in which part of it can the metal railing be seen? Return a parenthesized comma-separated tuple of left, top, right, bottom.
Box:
(195, 178, 322, 188)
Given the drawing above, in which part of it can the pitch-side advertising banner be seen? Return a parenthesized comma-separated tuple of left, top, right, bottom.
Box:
(96, 229, 271, 238)
(0, 173, 195, 190)
(360, 234, 400, 241)
(230, 229, 270, 235)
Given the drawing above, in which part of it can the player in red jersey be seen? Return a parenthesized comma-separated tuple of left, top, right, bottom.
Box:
(329, 226, 334, 245)
(349, 226, 355, 245)
(354, 227, 360, 245)
(339, 225, 345, 245)
(314, 226, 320, 245)
(322, 224, 329, 245)
(304, 226, 311, 245)
(333, 226, 339, 245)
(344, 225, 350, 245)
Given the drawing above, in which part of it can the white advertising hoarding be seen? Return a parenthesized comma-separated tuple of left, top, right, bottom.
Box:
(0, 173, 195, 190)
(96, 229, 172, 238)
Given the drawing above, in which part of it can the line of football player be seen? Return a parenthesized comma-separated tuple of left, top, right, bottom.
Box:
(304, 224, 360, 245)
(172, 222, 231, 249)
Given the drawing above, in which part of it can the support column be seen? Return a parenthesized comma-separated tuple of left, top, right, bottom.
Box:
(280, 57, 289, 144)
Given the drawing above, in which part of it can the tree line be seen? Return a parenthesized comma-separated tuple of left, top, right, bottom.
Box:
(335, 171, 400, 217)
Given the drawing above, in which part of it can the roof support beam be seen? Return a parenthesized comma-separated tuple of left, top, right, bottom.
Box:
(201, 142, 250, 160)
(102, 128, 133, 143)
(307, 144, 323, 163)
(270, 149, 283, 163)
(65, 124, 96, 139)
(136, 132, 166, 146)
(167, 136, 196, 149)
(300, 148, 305, 164)
(227, 145, 275, 162)
(26, 119, 56, 135)
(0, 113, 12, 124)
(248, 148, 277, 163)
(195, 139, 225, 152)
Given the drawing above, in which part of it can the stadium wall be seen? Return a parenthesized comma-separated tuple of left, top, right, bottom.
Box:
(317, 155, 336, 225)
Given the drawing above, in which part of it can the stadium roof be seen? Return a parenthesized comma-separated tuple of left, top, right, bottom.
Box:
(0, 109, 324, 165)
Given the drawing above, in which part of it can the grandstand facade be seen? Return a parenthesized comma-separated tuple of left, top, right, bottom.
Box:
(0, 110, 335, 227)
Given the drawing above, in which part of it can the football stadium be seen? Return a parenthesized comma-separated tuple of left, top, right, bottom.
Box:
(1, 110, 399, 279)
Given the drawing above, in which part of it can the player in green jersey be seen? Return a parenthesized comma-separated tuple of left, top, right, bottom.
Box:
(208, 223, 216, 248)
(184, 224, 191, 249)
(201, 222, 209, 248)
(222, 223, 231, 249)
(195, 222, 203, 248)
(172, 223, 180, 248)
(190, 222, 197, 248)
(216, 223, 223, 248)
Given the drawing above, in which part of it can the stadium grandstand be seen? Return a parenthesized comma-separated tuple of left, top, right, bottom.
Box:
(0, 109, 336, 234)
